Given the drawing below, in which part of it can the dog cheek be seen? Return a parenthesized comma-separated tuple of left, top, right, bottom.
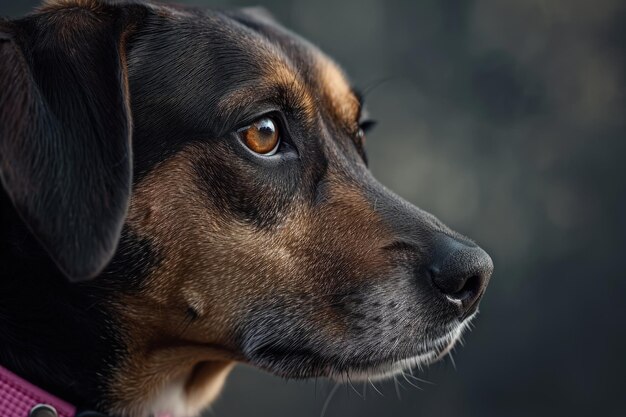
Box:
(191, 143, 301, 229)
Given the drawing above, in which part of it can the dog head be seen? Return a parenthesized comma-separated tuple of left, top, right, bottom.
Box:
(0, 1, 493, 416)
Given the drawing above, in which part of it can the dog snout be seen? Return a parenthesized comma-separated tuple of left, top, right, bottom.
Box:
(428, 233, 493, 317)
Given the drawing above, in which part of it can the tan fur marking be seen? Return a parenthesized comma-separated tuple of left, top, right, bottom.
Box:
(218, 53, 357, 130)
(184, 362, 233, 408)
(315, 54, 360, 127)
(217, 61, 316, 124)
(108, 144, 395, 415)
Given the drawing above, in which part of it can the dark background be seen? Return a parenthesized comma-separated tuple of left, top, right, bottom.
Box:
(2, 1, 625, 416)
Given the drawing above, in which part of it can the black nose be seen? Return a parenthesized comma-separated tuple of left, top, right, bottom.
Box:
(429, 233, 493, 317)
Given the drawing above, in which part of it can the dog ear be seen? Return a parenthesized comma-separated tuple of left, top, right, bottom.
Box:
(0, 3, 144, 281)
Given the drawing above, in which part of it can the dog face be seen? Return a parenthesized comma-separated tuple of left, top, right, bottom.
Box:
(0, 2, 493, 416)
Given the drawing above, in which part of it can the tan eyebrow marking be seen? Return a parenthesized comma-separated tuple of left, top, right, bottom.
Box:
(217, 61, 316, 125)
(315, 54, 360, 127)
(217, 47, 358, 131)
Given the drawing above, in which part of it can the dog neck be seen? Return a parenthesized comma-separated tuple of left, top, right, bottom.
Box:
(0, 189, 232, 417)
(0, 363, 186, 417)
(0, 189, 123, 411)
(0, 364, 76, 417)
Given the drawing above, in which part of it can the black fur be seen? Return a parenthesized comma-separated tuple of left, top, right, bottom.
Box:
(0, 3, 149, 410)
(0, 184, 122, 408)
(0, 2, 492, 416)
(0, 4, 146, 281)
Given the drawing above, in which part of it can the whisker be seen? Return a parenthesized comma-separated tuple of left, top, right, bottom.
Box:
(448, 349, 457, 371)
(320, 383, 340, 417)
(393, 376, 402, 400)
(401, 372, 423, 390)
(360, 76, 398, 99)
(346, 373, 363, 398)
(403, 372, 434, 385)
(368, 377, 384, 396)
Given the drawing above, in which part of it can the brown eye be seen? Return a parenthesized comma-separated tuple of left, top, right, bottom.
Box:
(238, 117, 280, 155)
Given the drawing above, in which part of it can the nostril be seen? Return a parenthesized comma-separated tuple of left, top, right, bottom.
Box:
(432, 270, 484, 303)
(449, 274, 482, 302)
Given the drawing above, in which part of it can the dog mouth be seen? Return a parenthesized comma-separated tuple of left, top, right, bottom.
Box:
(242, 313, 476, 382)
(324, 318, 471, 382)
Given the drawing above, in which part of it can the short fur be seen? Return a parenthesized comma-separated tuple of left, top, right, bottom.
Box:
(0, 1, 493, 417)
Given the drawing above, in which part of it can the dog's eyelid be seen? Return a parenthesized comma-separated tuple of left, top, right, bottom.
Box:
(359, 119, 377, 134)
(233, 106, 282, 131)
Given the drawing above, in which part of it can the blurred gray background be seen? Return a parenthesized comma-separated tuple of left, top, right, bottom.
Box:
(2, 0, 625, 416)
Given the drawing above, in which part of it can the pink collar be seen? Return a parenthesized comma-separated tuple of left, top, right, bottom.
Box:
(0, 365, 76, 417)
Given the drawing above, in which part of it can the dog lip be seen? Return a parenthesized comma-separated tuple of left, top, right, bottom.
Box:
(341, 321, 472, 382)
(240, 320, 469, 381)
(317, 340, 458, 382)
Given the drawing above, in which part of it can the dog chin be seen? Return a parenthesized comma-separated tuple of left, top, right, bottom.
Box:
(328, 316, 474, 383)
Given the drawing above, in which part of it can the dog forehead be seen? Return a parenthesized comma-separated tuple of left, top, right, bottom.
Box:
(181, 8, 360, 127)
(227, 9, 360, 123)
(126, 4, 362, 178)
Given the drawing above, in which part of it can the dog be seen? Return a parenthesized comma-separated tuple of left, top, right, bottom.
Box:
(0, 1, 493, 416)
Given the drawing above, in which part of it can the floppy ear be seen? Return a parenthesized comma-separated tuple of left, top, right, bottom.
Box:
(0, 3, 143, 281)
